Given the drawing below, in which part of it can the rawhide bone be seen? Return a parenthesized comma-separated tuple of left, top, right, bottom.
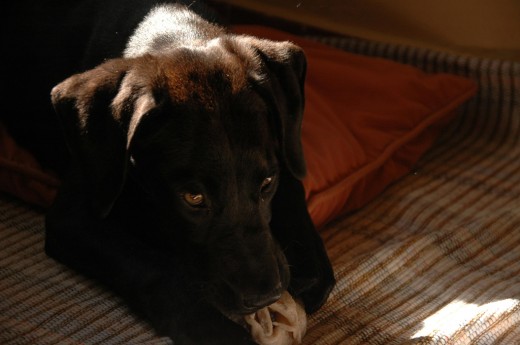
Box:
(244, 291, 307, 345)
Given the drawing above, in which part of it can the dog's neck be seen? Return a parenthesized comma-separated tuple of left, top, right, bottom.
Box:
(124, 3, 225, 58)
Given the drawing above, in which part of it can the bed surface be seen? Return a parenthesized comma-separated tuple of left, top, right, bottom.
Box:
(1, 32, 520, 345)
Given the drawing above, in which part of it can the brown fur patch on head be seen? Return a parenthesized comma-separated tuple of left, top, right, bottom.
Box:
(127, 36, 266, 111)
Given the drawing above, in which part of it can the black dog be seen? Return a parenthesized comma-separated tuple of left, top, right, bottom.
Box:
(2, 1, 335, 344)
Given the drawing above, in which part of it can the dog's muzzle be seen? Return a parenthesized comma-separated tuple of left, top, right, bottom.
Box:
(210, 238, 290, 314)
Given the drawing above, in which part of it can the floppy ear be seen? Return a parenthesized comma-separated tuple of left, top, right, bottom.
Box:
(247, 38, 307, 179)
(51, 58, 157, 218)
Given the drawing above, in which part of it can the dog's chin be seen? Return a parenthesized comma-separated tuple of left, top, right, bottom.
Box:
(206, 283, 259, 317)
(205, 251, 291, 316)
(207, 280, 287, 317)
(220, 303, 263, 317)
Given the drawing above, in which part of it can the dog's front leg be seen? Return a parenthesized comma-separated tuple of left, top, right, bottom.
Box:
(44, 175, 255, 345)
(270, 169, 336, 314)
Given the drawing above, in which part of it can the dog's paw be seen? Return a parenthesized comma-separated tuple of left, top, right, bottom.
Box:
(283, 232, 336, 314)
(296, 272, 335, 314)
(288, 257, 335, 314)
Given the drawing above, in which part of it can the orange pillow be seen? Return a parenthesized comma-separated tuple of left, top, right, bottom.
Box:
(0, 26, 477, 228)
(232, 26, 477, 227)
(0, 123, 59, 208)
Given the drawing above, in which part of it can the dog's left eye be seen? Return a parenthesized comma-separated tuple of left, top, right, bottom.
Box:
(183, 192, 206, 208)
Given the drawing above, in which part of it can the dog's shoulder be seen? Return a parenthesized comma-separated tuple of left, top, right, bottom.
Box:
(79, 0, 221, 68)
(123, 3, 225, 58)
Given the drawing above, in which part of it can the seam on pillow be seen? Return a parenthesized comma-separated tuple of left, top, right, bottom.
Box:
(305, 82, 478, 211)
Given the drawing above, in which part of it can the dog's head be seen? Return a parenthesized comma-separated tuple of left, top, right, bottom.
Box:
(51, 35, 307, 314)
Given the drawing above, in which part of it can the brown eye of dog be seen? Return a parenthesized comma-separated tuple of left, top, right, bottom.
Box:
(261, 176, 274, 192)
(183, 193, 205, 207)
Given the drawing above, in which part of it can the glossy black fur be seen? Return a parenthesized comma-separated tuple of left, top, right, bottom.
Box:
(1, 1, 335, 344)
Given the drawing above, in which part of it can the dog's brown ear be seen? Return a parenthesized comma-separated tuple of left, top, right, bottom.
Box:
(51, 58, 157, 218)
(246, 38, 307, 179)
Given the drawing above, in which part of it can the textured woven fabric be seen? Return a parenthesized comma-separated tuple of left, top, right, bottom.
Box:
(302, 36, 520, 344)
(1, 36, 519, 344)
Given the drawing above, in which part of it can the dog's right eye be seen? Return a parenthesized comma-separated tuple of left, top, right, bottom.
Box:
(260, 176, 275, 194)
(182, 192, 206, 208)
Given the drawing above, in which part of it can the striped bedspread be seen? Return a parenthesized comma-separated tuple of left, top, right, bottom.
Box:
(1, 37, 519, 344)
(304, 36, 520, 345)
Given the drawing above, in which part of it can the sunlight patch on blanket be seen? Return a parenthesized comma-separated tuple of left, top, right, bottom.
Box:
(412, 298, 519, 339)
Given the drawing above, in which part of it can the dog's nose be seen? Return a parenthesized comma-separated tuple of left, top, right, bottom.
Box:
(242, 288, 283, 309)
